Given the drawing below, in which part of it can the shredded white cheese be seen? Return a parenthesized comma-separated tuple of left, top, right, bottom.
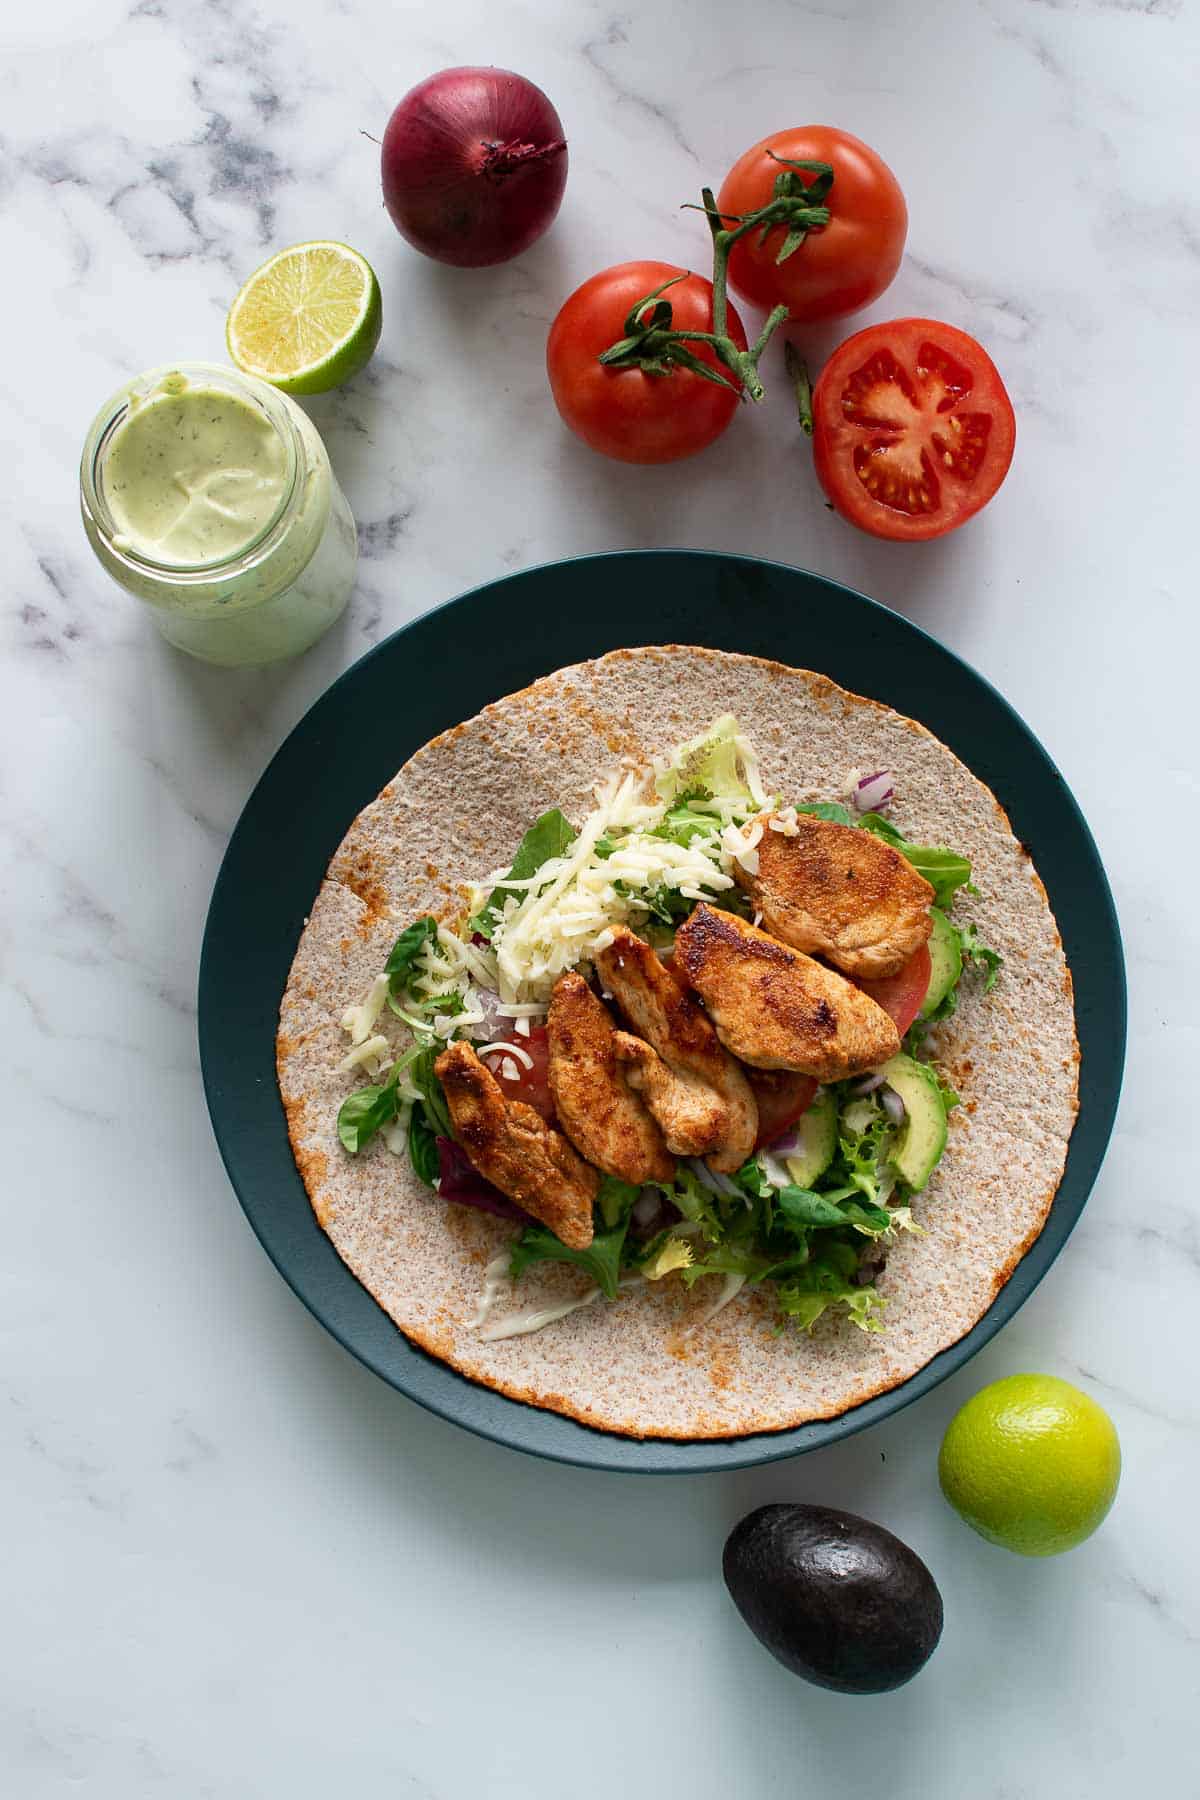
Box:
(340, 974, 390, 1046)
(722, 818, 764, 878)
(476, 1039, 534, 1071)
(338, 1033, 391, 1075)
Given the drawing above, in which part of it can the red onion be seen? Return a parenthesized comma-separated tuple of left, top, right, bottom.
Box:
(436, 1138, 530, 1222)
(853, 770, 895, 812)
(849, 1071, 887, 1096)
(764, 1125, 805, 1156)
(880, 1085, 908, 1127)
(686, 1157, 741, 1199)
(381, 67, 568, 267)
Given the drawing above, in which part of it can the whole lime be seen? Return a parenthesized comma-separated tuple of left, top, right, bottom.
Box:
(938, 1373, 1121, 1557)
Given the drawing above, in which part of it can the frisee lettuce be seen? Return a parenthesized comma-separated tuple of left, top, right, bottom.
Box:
(654, 714, 762, 808)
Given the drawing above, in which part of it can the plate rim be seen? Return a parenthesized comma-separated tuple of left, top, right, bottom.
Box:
(199, 548, 1126, 1473)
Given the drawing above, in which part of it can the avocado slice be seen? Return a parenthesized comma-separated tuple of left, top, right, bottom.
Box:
(879, 1053, 948, 1191)
(920, 907, 962, 1018)
(783, 1086, 837, 1188)
(723, 1503, 944, 1693)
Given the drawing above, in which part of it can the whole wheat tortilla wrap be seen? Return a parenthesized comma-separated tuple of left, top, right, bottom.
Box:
(277, 647, 1078, 1440)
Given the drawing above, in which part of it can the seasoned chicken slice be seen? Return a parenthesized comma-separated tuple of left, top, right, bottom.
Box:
(674, 904, 900, 1083)
(612, 1032, 732, 1165)
(594, 926, 757, 1174)
(735, 812, 934, 979)
(435, 1041, 599, 1249)
(547, 973, 675, 1184)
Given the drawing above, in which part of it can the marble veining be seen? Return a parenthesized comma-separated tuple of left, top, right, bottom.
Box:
(2, 0, 1197, 1794)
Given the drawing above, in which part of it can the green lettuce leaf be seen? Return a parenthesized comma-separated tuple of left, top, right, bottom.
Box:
(660, 1164, 725, 1240)
(651, 801, 724, 846)
(470, 808, 578, 940)
(597, 1177, 641, 1231)
(509, 1219, 630, 1300)
(409, 1044, 452, 1139)
(775, 1242, 886, 1334)
(407, 1103, 439, 1185)
(956, 919, 1003, 990)
(773, 1185, 891, 1236)
(857, 812, 974, 909)
(337, 1061, 402, 1154)
(654, 714, 759, 807)
(832, 1111, 892, 1206)
(795, 801, 855, 826)
(383, 915, 438, 995)
(508, 1180, 639, 1300)
(682, 1240, 775, 1286)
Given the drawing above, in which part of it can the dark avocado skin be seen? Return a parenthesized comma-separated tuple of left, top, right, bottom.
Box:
(723, 1503, 943, 1694)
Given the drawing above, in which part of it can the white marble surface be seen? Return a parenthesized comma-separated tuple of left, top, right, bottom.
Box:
(3, 0, 1198, 1792)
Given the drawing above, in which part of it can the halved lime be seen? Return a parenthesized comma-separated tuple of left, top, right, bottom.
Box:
(226, 242, 382, 395)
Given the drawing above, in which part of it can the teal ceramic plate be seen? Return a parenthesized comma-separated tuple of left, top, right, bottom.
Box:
(199, 552, 1124, 1472)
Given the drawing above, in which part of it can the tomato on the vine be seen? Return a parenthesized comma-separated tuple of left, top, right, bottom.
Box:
(718, 126, 906, 323)
(811, 318, 1016, 542)
(546, 261, 748, 464)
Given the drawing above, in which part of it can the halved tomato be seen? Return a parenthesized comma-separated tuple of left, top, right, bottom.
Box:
(811, 318, 1016, 541)
(747, 1067, 818, 1151)
(490, 1023, 556, 1121)
(853, 943, 932, 1038)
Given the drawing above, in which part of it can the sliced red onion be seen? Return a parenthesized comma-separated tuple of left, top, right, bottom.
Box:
(879, 1085, 908, 1127)
(853, 770, 895, 812)
(436, 1138, 531, 1222)
(765, 1125, 805, 1156)
(849, 1071, 887, 1096)
(760, 1150, 793, 1191)
(685, 1157, 741, 1200)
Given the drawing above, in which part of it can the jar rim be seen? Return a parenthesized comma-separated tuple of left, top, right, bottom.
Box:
(79, 361, 304, 585)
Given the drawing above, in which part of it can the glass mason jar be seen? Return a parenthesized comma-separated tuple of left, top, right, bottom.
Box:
(80, 362, 357, 666)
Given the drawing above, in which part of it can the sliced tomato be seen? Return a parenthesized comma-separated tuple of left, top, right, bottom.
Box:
(853, 943, 932, 1038)
(747, 1068, 819, 1151)
(490, 1023, 556, 1121)
(811, 319, 1016, 541)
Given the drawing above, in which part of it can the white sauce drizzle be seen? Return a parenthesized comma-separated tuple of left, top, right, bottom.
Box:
(477, 1274, 644, 1342)
(470, 1252, 512, 1330)
(690, 1272, 746, 1330)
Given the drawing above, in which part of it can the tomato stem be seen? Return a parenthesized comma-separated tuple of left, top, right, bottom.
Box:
(785, 342, 814, 437)
(599, 159, 834, 405)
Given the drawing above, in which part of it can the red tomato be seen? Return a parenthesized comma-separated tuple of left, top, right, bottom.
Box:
(546, 261, 748, 464)
(854, 944, 932, 1038)
(717, 126, 906, 323)
(811, 319, 1016, 542)
(491, 1023, 555, 1121)
(748, 1068, 818, 1151)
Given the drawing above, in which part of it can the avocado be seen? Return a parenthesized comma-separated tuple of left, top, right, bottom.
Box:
(784, 1086, 837, 1187)
(878, 1052, 948, 1191)
(920, 908, 962, 1018)
(723, 1503, 943, 1693)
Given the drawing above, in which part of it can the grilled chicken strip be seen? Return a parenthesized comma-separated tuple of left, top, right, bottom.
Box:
(734, 812, 934, 979)
(594, 926, 757, 1174)
(674, 904, 900, 1083)
(435, 1041, 599, 1249)
(547, 972, 675, 1185)
(612, 1032, 733, 1165)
